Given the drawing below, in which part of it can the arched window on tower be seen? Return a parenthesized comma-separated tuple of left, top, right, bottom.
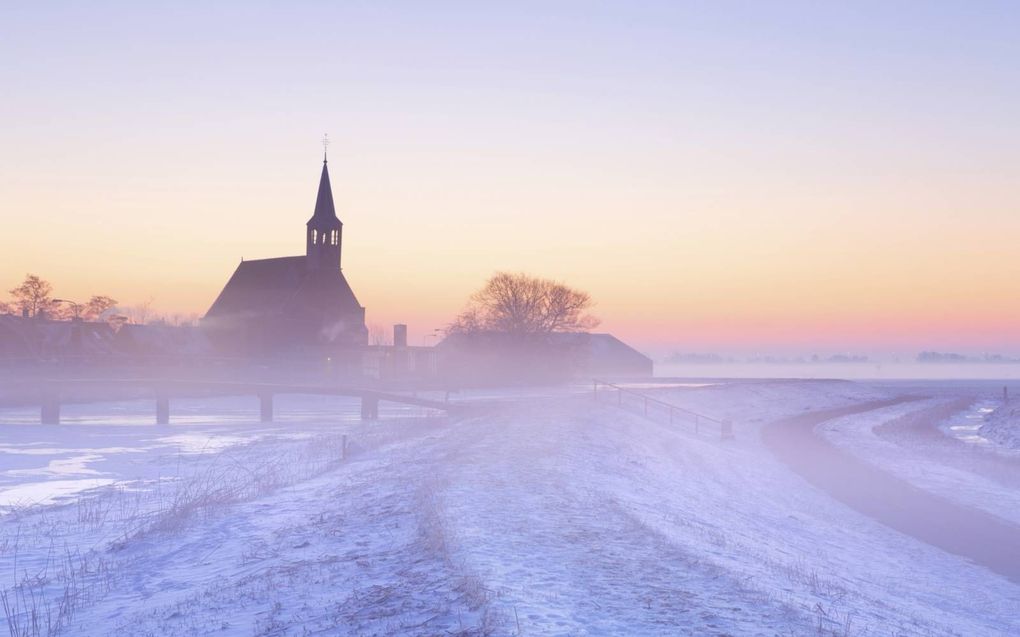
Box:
(312, 229, 318, 244)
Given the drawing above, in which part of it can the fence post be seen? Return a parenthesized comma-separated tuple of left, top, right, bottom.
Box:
(156, 392, 170, 425)
(695, 415, 699, 435)
(644, 397, 648, 417)
(41, 388, 61, 425)
(721, 419, 734, 440)
(259, 392, 274, 423)
(361, 395, 379, 421)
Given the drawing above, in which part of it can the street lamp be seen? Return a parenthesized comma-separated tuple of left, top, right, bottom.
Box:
(53, 298, 82, 320)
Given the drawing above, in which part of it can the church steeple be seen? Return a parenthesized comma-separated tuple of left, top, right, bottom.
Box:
(306, 156, 343, 271)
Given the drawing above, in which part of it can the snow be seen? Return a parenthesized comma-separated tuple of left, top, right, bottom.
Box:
(1, 380, 1018, 635)
(820, 399, 1020, 526)
(0, 478, 116, 507)
(981, 399, 1020, 450)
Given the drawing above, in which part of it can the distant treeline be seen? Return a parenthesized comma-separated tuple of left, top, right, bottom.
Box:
(665, 353, 870, 365)
(916, 351, 1020, 364)
(665, 351, 1020, 365)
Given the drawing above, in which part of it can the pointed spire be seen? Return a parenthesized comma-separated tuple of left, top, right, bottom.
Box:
(310, 160, 338, 222)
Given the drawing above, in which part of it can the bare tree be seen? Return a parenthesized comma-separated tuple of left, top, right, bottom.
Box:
(82, 295, 118, 321)
(9, 274, 57, 318)
(152, 312, 200, 327)
(106, 314, 129, 331)
(449, 272, 599, 336)
(122, 298, 154, 324)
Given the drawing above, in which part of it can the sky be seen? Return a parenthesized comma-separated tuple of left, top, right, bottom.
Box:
(2, 1, 1019, 356)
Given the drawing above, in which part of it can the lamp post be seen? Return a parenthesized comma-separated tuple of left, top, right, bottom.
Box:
(424, 328, 444, 347)
(53, 298, 82, 321)
(53, 298, 84, 356)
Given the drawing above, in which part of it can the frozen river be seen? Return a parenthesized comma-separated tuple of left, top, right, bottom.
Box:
(0, 394, 432, 509)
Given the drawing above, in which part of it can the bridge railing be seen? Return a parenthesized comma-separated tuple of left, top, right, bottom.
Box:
(592, 379, 732, 439)
(4, 378, 456, 426)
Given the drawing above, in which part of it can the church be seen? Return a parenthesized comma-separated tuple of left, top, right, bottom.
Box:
(204, 154, 368, 357)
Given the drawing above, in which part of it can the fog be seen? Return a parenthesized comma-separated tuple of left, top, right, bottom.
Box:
(1, 367, 1018, 635)
(657, 360, 1020, 381)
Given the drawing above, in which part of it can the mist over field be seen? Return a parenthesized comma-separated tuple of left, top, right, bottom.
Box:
(2, 372, 1019, 635)
(657, 360, 1020, 381)
(4, 1, 1020, 635)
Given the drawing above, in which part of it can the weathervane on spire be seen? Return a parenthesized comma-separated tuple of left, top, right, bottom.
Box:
(322, 133, 330, 163)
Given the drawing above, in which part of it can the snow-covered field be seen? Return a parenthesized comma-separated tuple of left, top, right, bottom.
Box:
(1, 380, 1018, 635)
(981, 399, 1020, 450)
(821, 398, 1020, 526)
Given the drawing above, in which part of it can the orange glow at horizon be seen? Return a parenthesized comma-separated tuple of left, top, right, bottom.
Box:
(5, 154, 1019, 356)
(4, 3, 1020, 356)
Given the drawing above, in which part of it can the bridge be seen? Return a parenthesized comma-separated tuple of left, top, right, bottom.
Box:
(7, 378, 459, 425)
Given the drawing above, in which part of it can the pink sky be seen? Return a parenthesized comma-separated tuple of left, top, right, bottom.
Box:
(3, 3, 1019, 356)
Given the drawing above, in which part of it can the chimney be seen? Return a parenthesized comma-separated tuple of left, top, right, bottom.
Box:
(393, 324, 408, 348)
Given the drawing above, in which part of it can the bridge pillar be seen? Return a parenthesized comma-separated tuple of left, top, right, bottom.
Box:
(156, 393, 170, 425)
(259, 392, 274, 422)
(41, 392, 61, 425)
(360, 395, 379, 421)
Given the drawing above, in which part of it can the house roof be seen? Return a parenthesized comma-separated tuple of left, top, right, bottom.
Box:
(436, 331, 653, 378)
(548, 332, 653, 364)
(114, 323, 211, 356)
(0, 315, 119, 358)
(0, 315, 35, 357)
(438, 331, 652, 366)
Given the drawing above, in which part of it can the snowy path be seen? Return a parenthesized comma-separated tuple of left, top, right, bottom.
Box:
(434, 406, 805, 636)
(764, 398, 1020, 584)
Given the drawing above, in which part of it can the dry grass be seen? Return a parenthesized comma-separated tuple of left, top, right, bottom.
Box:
(1, 548, 114, 637)
(1, 431, 352, 636)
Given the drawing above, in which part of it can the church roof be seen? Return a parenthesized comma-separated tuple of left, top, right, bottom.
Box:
(290, 265, 364, 315)
(204, 256, 363, 320)
(307, 160, 340, 226)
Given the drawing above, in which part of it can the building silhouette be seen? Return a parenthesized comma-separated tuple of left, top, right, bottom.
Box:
(204, 155, 367, 357)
